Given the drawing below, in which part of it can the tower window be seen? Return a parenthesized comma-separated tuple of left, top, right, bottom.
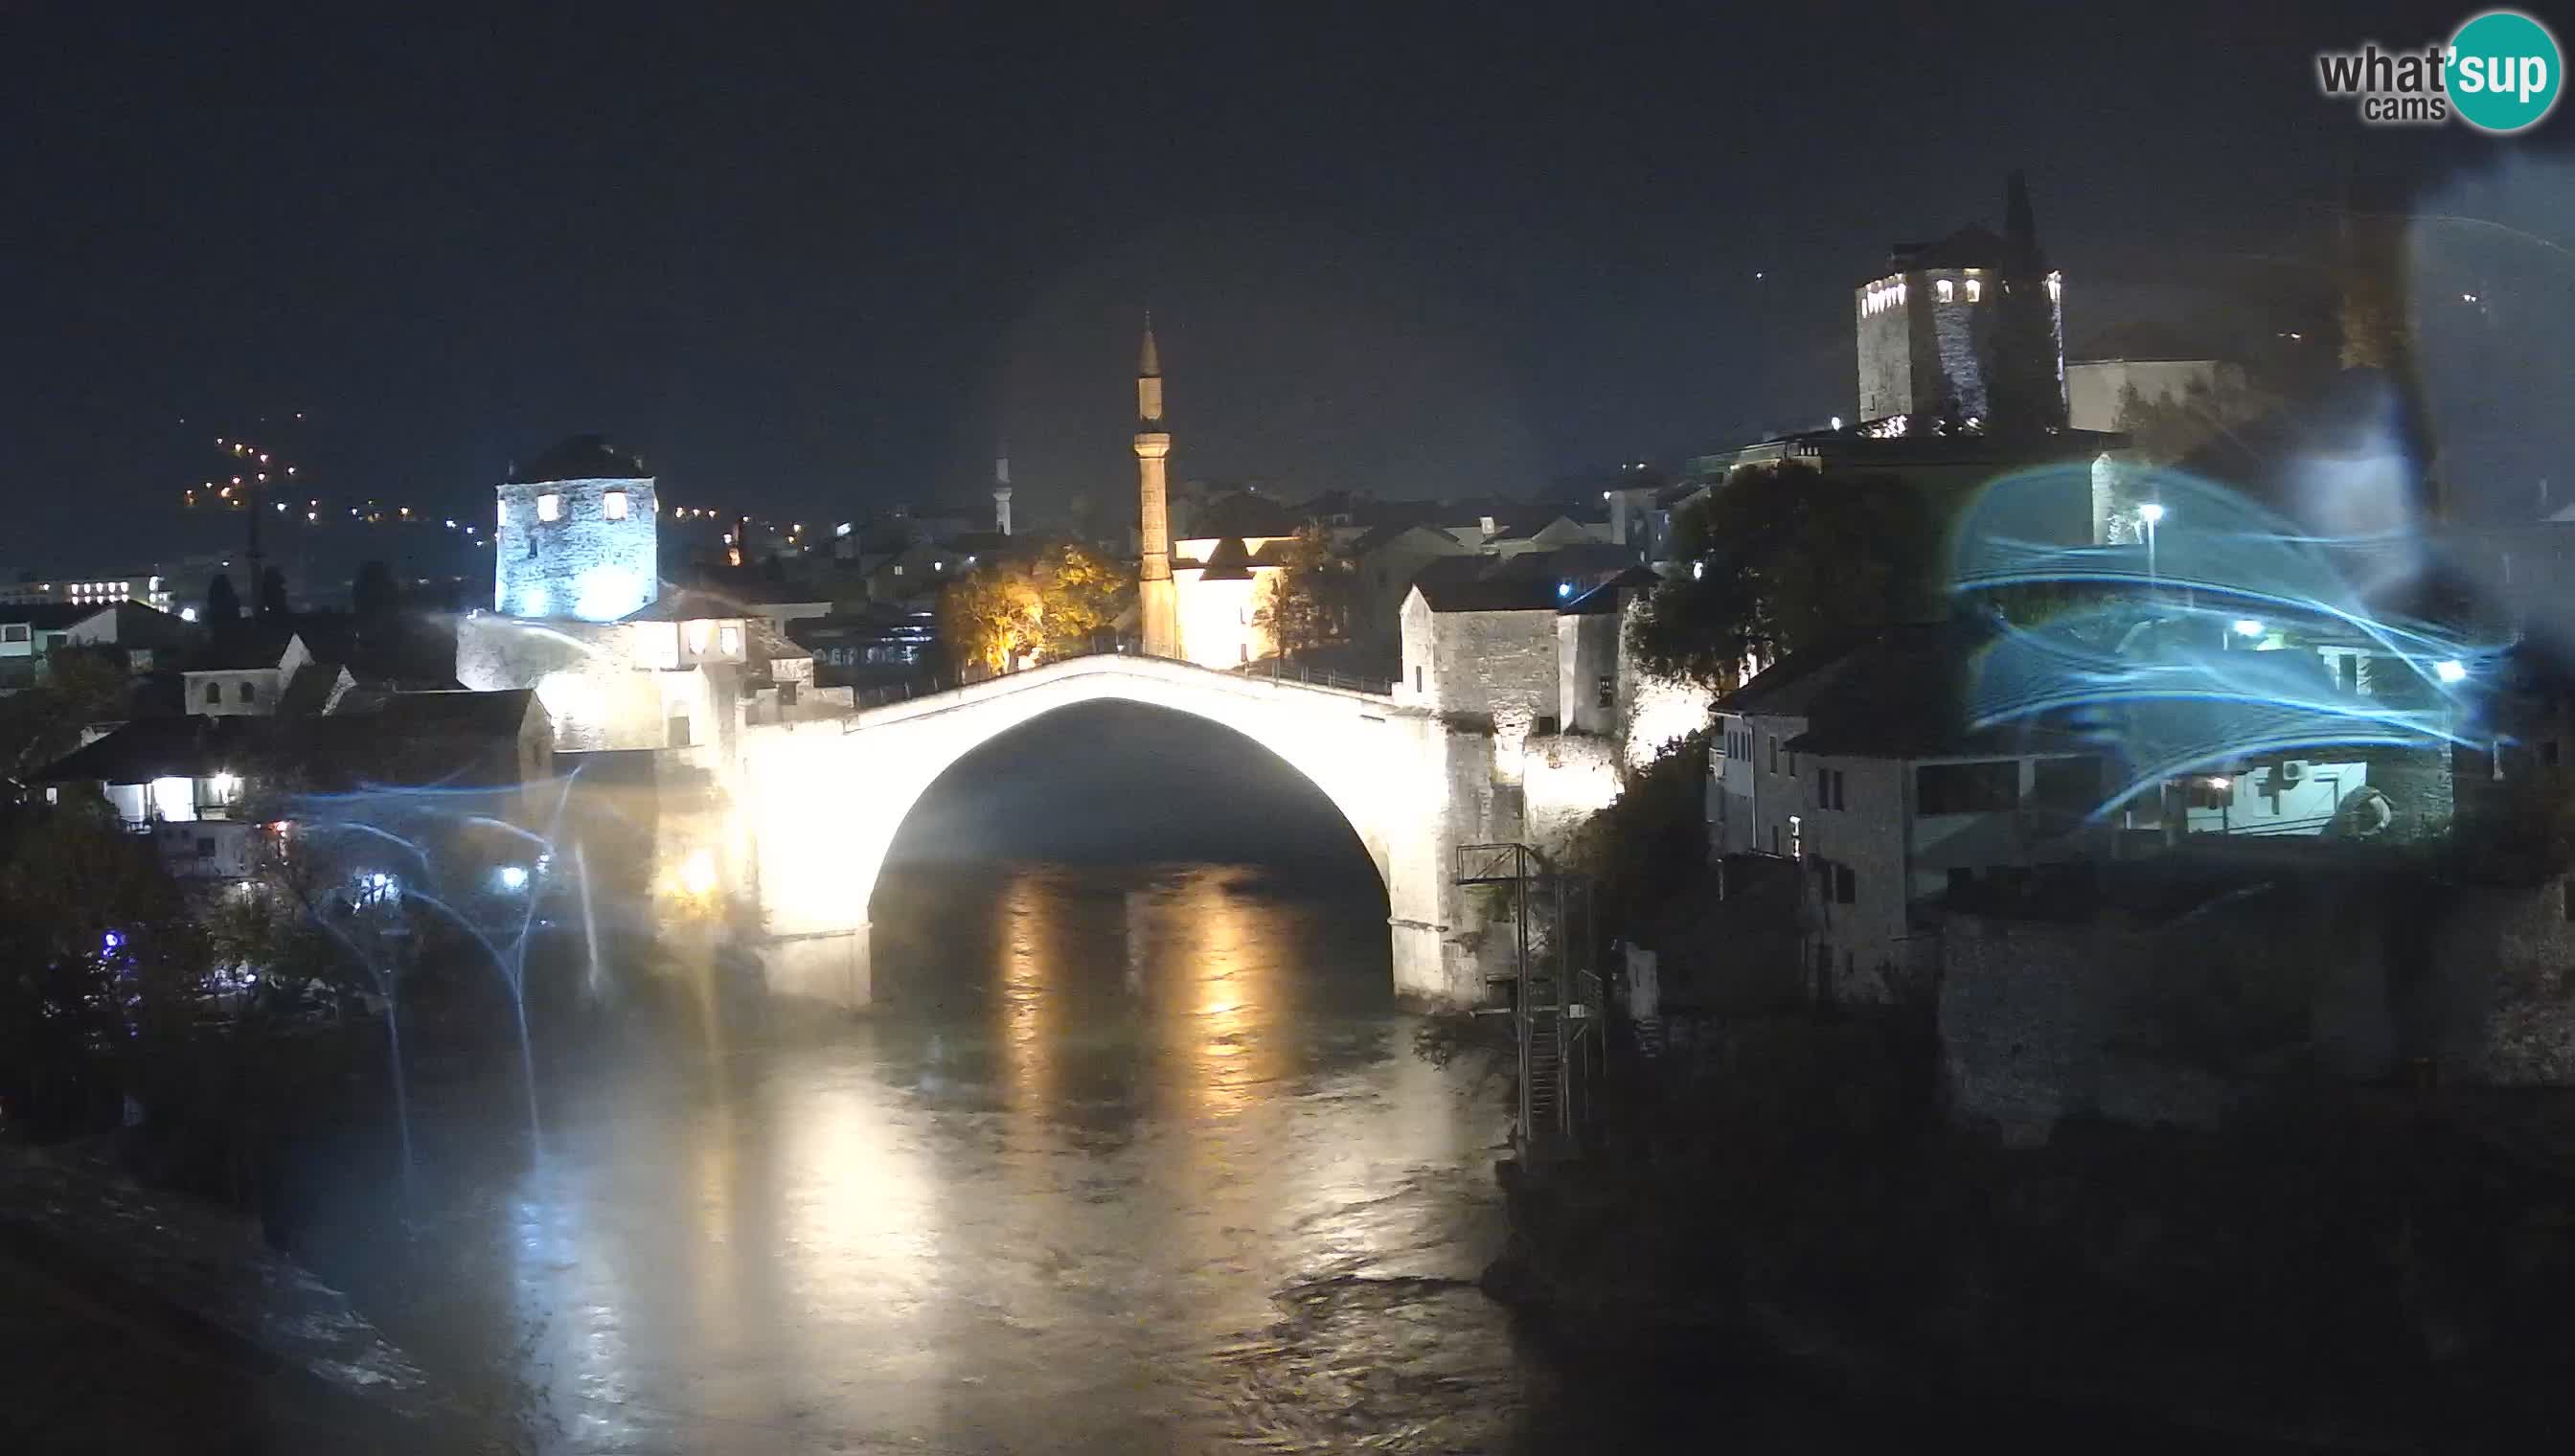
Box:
(603, 489, 628, 520)
(537, 493, 562, 522)
(1965, 278, 1982, 303)
(1936, 279, 1955, 303)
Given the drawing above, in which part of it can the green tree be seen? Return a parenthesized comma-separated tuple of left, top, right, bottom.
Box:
(0, 796, 206, 1135)
(1628, 466, 1935, 689)
(2112, 374, 2275, 466)
(205, 572, 242, 622)
(937, 541, 1128, 673)
(351, 559, 399, 621)
(1252, 523, 1351, 665)
(0, 645, 129, 777)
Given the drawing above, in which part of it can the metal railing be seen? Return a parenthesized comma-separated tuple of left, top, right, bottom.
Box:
(1229, 659, 1394, 695)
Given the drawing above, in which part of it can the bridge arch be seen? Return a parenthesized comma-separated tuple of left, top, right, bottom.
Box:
(734, 655, 1475, 1008)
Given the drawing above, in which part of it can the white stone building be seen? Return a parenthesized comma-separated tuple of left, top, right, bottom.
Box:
(1710, 625, 2110, 1003)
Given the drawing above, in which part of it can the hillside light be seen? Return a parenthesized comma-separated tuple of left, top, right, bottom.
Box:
(496, 865, 529, 892)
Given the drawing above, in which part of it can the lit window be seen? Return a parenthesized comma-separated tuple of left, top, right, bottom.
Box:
(537, 493, 561, 522)
(603, 489, 628, 520)
(718, 626, 741, 655)
(1936, 279, 1955, 303)
(1965, 278, 1982, 303)
(2047, 272, 2062, 302)
(685, 620, 712, 653)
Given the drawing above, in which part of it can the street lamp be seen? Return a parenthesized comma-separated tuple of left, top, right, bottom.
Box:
(2138, 501, 2166, 589)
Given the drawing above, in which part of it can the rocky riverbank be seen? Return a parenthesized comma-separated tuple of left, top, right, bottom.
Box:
(1478, 1016, 2575, 1453)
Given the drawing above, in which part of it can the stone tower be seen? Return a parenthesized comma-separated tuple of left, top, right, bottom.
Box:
(1854, 172, 2066, 434)
(1133, 315, 1180, 658)
(992, 444, 1014, 536)
(494, 434, 658, 621)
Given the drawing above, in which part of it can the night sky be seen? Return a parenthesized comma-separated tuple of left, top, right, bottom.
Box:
(4, 1, 2555, 572)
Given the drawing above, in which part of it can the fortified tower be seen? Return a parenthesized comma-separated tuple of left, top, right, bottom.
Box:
(493, 434, 659, 622)
(1133, 316, 1181, 659)
(992, 444, 1014, 536)
(1853, 171, 2066, 434)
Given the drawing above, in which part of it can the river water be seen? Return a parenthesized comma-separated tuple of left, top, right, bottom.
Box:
(282, 860, 1866, 1453)
(270, 854, 2248, 1454)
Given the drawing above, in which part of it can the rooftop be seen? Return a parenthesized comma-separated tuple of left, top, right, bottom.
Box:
(509, 433, 647, 484)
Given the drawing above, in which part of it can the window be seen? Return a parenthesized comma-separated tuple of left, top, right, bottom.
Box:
(196, 837, 216, 858)
(685, 619, 712, 654)
(1414, 666, 1424, 693)
(203, 682, 220, 705)
(1788, 814, 1802, 860)
(603, 489, 628, 520)
(1965, 278, 1983, 303)
(1916, 760, 2019, 815)
(1767, 736, 1778, 772)
(0, 624, 26, 644)
(237, 681, 257, 704)
(1834, 862, 1855, 904)
(1596, 674, 1615, 710)
(778, 681, 798, 708)
(1936, 278, 1955, 303)
(498, 499, 510, 526)
(1815, 766, 1845, 809)
(718, 626, 741, 655)
(537, 493, 562, 521)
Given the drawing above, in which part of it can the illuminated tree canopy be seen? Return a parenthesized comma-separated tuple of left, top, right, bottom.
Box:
(937, 540, 1131, 673)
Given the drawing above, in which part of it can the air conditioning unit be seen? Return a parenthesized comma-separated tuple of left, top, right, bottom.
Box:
(2276, 761, 2305, 785)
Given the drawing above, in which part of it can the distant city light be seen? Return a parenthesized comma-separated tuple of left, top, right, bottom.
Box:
(179, 606, 197, 622)
(102, 930, 123, 953)
(2434, 659, 2468, 684)
(2232, 619, 2265, 638)
(1831, 416, 1843, 430)
(1557, 580, 1573, 599)
(495, 865, 529, 892)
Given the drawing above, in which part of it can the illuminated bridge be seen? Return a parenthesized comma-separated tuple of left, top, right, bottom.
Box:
(733, 653, 1504, 1008)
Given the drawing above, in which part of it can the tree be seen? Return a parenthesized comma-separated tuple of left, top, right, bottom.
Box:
(2111, 374, 2275, 466)
(1252, 523, 1351, 665)
(1628, 466, 1935, 689)
(0, 795, 206, 1136)
(0, 645, 130, 777)
(351, 559, 399, 622)
(205, 573, 242, 623)
(256, 566, 289, 619)
(936, 541, 1129, 673)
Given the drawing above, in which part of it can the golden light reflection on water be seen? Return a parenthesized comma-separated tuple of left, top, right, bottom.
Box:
(1155, 870, 1297, 1125)
(997, 870, 1056, 1112)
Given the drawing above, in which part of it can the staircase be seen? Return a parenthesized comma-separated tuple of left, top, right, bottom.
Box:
(1457, 842, 1593, 1160)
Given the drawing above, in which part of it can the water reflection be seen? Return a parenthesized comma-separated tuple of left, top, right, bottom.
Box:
(366, 864, 1535, 1451)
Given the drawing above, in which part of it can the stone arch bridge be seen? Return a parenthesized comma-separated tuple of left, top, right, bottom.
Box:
(732, 654, 1512, 1008)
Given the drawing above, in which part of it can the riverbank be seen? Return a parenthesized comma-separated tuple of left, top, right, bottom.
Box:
(0, 1142, 468, 1453)
(1479, 1014, 2575, 1452)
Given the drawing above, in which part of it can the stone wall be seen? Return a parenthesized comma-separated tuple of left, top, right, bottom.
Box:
(1940, 871, 2575, 1143)
(1423, 606, 1559, 783)
(494, 476, 658, 621)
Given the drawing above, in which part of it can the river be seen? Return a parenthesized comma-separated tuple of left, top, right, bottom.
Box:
(263, 859, 1905, 1453)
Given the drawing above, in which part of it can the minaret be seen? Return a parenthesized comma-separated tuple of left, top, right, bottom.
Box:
(992, 443, 1014, 536)
(1133, 313, 1180, 658)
